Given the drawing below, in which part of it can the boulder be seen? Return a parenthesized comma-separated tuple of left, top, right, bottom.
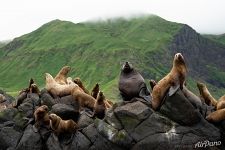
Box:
(51, 103, 80, 122)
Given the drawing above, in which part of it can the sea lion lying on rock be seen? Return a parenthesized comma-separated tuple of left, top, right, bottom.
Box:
(151, 53, 187, 110)
(49, 113, 78, 135)
(74, 77, 90, 95)
(206, 108, 225, 123)
(197, 82, 217, 107)
(45, 73, 77, 98)
(54, 66, 71, 85)
(71, 85, 96, 111)
(217, 95, 225, 110)
(118, 61, 151, 102)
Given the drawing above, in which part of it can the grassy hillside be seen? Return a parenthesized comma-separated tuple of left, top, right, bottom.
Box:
(0, 15, 225, 100)
(203, 34, 225, 45)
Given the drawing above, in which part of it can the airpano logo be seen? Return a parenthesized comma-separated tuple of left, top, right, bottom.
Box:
(194, 140, 221, 148)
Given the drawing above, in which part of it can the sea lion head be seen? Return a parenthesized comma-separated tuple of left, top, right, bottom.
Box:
(30, 83, 40, 94)
(49, 113, 61, 130)
(74, 77, 82, 85)
(61, 66, 71, 74)
(197, 82, 205, 90)
(173, 53, 186, 66)
(45, 73, 54, 82)
(122, 61, 133, 73)
(35, 105, 49, 120)
(97, 91, 105, 102)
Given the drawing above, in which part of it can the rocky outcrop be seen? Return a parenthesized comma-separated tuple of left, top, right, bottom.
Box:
(0, 88, 224, 150)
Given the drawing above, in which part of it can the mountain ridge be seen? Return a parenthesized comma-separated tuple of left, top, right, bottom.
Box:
(0, 15, 225, 100)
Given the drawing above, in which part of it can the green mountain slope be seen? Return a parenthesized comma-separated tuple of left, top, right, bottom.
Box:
(0, 15, 225, 100)
(203, 34, 225, 45)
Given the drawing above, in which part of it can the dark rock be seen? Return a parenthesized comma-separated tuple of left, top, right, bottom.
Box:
(0, 108, 18, 123)
(18, 98, 36, 118)
(51, 103, 80, 122)
(46, 133, 62, 150)
(82, 124, 123, 150)
(160, 89, 202, 126)
(114, 100, 152, 131)
(105, 107, 123, 130)
(78, 111, 94, 128)
(64, 131, 92, 150)
(95, 119, 134, 149)
(16, 124, 50, 150)
(40, 89, 56, 109)
(132, 133, 182, 150)
(0, 126, 21, 150)
(131, 112, 174, 142)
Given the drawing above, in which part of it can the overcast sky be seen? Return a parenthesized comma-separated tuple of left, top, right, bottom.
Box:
(0, 0, 225, 41)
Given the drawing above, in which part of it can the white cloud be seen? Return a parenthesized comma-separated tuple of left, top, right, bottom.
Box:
(0, 0, 225, 40)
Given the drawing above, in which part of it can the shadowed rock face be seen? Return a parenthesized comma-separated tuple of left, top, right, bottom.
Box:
(0, 89, 224, 150)
(170, 25, 225, 88)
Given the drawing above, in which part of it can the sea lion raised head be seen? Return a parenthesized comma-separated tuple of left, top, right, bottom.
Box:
(54, 66, 71, 85)
(34, 105, 50, 130)
(30, 83, 40, 94)
(49, 113, 78, 135)
(151, 53, 187, 110)
(119, 61, 151, 102)
(92, 91, 107, 119)
(121, 61, 133, 73)
(197, 82, 217, 107)
(91, 83, 100, 99)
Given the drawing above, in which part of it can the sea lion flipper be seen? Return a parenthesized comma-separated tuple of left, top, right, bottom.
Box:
(168, 85, 180, 96)
(139, 87, 151, 102)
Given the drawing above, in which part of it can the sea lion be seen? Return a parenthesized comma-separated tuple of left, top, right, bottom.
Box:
(45, 73, 77, 98)
(118, 61, 151, 102)
(92, 91, 107, 119)
(49, 113, 78, 135)
(54, 66, 71, 85)
(216, 95, 225, 110)
(0, 94, 6, 103)
(151, 53, 187, 110)
(74, 77, 90, 95)
(149, 79, 157, 90)
(206, 108, 225, 123)
(71, 86, 96, 111)
(29, 83, 40, 95)
(33, 105, 50, 131)
(68, 77, 84, 93)
(91, 83, 99, 99)
(197, 82, 217, 107)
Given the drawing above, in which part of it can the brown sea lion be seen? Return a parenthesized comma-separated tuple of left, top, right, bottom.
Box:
(216, 95, 225, 110)
(151, 53, 187, 110)
(29, 83, 40, 95)
(33, 105, 50, 131)
(91, 83, 99, 99)
(197, 82, 217, 107)
(45, 73, 78, 98)
(206, 108, 225, 123)
(149, 79, 157, 90)
(74, 77, 90, 95)
(49, 113, 78, 135)
(68, 77, 84, 93)
(92, 91, 107, 119)
(118, 61, 151, 102)
(54, 66, 71, 85)
(72, 86, 96, 111)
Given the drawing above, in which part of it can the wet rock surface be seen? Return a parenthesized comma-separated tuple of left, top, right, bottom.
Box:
(0, 89, 224, 150)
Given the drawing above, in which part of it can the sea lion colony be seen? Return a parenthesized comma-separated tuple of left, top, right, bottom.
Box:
(1, 52, 225, 135)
